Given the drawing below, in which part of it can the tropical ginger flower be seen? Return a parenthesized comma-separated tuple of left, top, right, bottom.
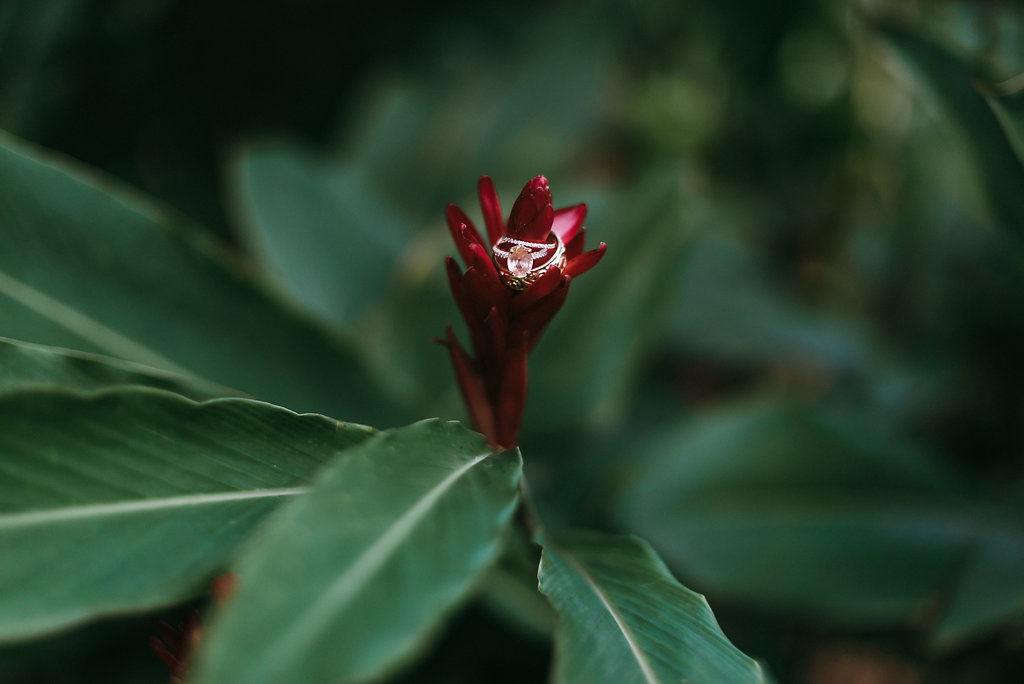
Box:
(441, 175, 606, 449)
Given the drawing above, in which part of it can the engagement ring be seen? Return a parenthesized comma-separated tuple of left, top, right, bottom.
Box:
(492, 233, 566, 290)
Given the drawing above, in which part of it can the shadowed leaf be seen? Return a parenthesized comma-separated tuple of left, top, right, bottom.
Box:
(0, 337, 239, 399)
(617, 401, 971, 623)
(0, 131, 402, 425)
(0, 387, 374, 641)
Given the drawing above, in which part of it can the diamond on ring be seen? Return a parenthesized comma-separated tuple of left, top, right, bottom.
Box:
(492, 233, 566, 290)
(507, 245, 535, 277)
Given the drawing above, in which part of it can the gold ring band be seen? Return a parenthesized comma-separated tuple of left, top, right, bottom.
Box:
(492, 232, 566, 291)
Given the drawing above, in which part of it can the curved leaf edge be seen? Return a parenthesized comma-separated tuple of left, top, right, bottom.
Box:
(0, 130, 396, 417)
(0, 386, 381, 643)
(366, 491, 524, 683)
(0, 384, 378, 434)
(0, 336, 245, 399)
(192, 421, 521, 683)
(537, 529, 769, 684)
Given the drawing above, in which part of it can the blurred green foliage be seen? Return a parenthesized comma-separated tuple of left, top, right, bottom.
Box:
(3, 0, 1024, 681)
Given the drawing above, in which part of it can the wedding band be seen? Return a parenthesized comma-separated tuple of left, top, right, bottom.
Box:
(492, 232, 566, 291)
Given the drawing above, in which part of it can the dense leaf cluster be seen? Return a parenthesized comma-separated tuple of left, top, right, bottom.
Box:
(3, 0, 1024, 682)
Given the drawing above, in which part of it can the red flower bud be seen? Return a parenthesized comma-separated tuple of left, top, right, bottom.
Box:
(439, 176, 606, 449)
(506, 175, 554, 243)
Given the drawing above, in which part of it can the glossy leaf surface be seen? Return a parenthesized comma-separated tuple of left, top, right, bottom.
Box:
(193, 420, 521, 684)
(0, 388, 374, 641)
(539, 530, 767, 684)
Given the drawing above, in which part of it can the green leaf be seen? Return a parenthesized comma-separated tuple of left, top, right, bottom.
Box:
(0, 336, 238, 399)
(192, 420, 522, 684)
(231, 144, 412, 328)
(616, 401, 972, 623)
(0, 387, 374, 641)
(538, 530, 767, 684)
(230, 143, 464, 414)
(0, 131, 402, 425)
(874, 22, 1024, 236)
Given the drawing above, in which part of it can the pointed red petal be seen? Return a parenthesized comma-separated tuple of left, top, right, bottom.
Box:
(181, 609, 202, 649)
(515, 276, 571, 351)
(442, 327, 498, 446)
(458, 221, 488, 253)
(495, 333, 528, 449)
(483, 305, 508, 368)
(477, 176, 504, 246)
(563, 225, 586, 260)
(510, 265, 562, 316)
(445, 256, 470, 310)
(507, 176, 554, 243)
(446, 205, 485, 267)
(464, 243, 512, 311)
(154, 621, 183, 654)
(518, 205, 554, 243)
(466, 241, 500, 282)
(551, 203, 587, 245)
(563, 242, 607, 278)
(149, 636, 182, 672)
(462, 274, 510, 342)
(446, 259, 489, 355)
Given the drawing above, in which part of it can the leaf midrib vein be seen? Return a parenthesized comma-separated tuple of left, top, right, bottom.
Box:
(0, 268, 187, 373)
(263, 451, 493, 671)
(0, 487, 308, 529)
(560, 549, 660, 684)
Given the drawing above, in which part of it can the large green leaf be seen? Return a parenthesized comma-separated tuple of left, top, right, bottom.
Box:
(538, 530, 767, 684)
(0, 387, 374, 641)
(192, 420, 522, 684)
(231, 144, 411, 328)
(0, 336, 237, 399)
(230, 143, 464, 414)
(0, 131, 402, 425)
(616, 401, 973, 623)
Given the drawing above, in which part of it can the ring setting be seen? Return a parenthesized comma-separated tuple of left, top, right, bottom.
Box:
(492, 233, 566, 290)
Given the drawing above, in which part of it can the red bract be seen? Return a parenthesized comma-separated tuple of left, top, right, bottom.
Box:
(149, 609, 201, 684)
(441, 175, 606, 449)
(149, 574, 235, 683)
